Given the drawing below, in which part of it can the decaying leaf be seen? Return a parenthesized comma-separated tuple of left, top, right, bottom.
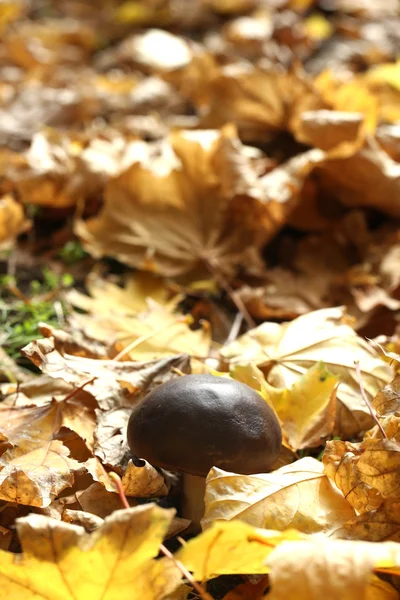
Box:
(0, 504, 181, 600)
(323, 439, 384, 514)
(333, 499, 400, 543)
(21, 334, 190, 410)
(202, 458, 355, 533)
(221, 306, 392, 436)
(0, 378, 97, 453)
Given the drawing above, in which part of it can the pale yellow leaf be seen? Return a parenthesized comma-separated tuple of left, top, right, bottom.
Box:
(202, 458, 355, 534)
(267, 538, 400, 600)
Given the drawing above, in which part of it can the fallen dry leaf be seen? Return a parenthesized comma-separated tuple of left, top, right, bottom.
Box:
(202, 458, 355, 533)
(333, 499, 400, 543)
(122, 459, 169, 498)
(221, 306, 392, 436)
(323, 439, 384, 514)
(3, 2, 400, 598)
(76, 482, 138, 519)
(0, 440, 82, 507)
(0, 503, 181, 600)
(264, 362, 338, 450)
(200, 64, 322, 141)
(318, 141, 400, 217)
(22, 334, 190, 410)
(67, 274, 211, 361)
(176, 520, 306, 579)
(0, 379, 97, 453)
(76, 126, 318, 281)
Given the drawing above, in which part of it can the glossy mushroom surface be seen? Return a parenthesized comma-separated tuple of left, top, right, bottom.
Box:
(127, 374, 282, 476)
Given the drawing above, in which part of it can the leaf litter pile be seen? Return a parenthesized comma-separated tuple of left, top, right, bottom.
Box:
(2, 0, 400, 598)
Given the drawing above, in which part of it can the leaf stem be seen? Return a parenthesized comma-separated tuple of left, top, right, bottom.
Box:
(113, 315, 191, 361)
(109, 472, 213, 600)
(354, 360, 387, 439)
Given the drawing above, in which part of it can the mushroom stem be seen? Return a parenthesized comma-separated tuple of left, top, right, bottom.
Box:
(181, 473, 206, 531)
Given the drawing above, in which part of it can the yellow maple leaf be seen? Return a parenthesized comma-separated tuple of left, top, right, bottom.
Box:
(0, 504, 180, 600)
(176, 520, 306, 579)
(0, 382, 96, 453)
(264, 362, 338, 450)
(221, 306, 392, 437)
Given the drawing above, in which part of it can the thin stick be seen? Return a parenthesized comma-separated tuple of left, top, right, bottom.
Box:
(354, 361, 387, 439)
(171, 367, 186, 377)
(109, 472, 213, 600)
(224, 312, 244, 346)
(211, 269, 256, 329)
(61, 377, 97, 403)
(113, 316, 190, 361)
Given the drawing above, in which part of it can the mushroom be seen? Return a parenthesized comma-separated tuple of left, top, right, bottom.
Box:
(127, 374, 282, 528)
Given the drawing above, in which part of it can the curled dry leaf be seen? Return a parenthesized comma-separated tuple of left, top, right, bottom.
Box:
(22, 334, 190, 410)
(333, 499, 400, 543)
(199, 64, 322, 141)
(294, 109, 366, 155)
(319, 141, 400, 217)
(267, 537, 400, 600)
(0, 377, 97, 453)
(202, 458, 355, 534)
(323, 439, 381, 513)
(76, 482, 138, 519)
(93, 407, 133, 469)
(84, 457, 117, 493)
(61, 509, 104, 532)
(0, 440, 82, 507)
(373, 374, 400, 417)
(0, 504, 181, 600)
(221, 306, 392, 437)
(122, 459, 169, 498)
(12, 129, 104, 208)
(76, 126, 319, 280)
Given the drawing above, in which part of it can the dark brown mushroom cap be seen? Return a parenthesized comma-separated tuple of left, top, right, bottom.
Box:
(127, 374, 282, 477)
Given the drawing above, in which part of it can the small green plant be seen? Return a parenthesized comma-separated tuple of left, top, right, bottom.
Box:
(0, 268, 74, 368)
(58, 240, 88, 265)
